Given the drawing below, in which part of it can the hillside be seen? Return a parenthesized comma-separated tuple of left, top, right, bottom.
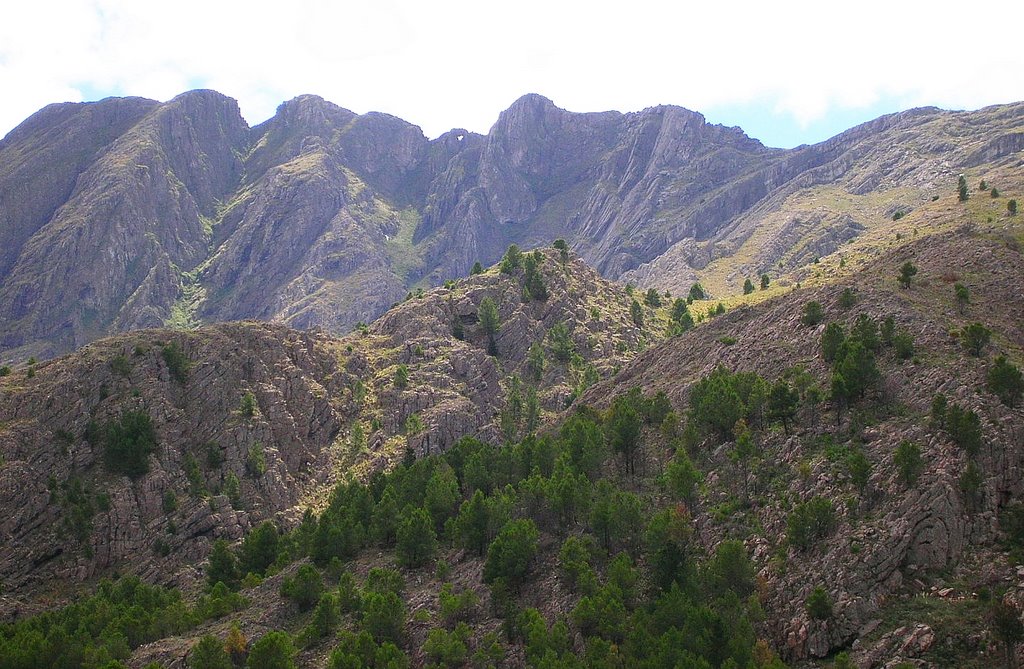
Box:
(1, 192, 1023, 667)
(585, 213, 1024, 664)
(0, 246, 656, 612)
(1, 91, 1021, 360)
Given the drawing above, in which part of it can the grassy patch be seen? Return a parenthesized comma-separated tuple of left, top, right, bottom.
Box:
(384, 208, 427, 283)
(866, 593, 989, 668)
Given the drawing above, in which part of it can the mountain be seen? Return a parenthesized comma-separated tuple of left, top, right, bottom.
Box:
(2, 91, 1021, 361)
(1, 168, 1023, 666)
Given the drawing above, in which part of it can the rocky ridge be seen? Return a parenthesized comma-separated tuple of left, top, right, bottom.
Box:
(0, 246, 653, 615)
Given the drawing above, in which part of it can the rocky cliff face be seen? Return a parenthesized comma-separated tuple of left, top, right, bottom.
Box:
(2, 92, 1022, 361)
(0, 248, 653, 615)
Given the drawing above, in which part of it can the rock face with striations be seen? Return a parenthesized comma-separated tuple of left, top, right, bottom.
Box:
(0, 248, 653, 615)
(1, 91, 1022, 361)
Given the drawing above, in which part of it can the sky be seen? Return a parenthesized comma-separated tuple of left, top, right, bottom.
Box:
(1, 1, 1022, 149)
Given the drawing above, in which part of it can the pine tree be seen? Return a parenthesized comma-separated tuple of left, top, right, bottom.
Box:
(958, 174, 969, 202)
(894, 440, 923, 487)
(962, 322, 992, 356)
(954, 283, 970, 314)
(478, 297, 500, 356)
(630, 300, 644, 328)
(396, 506, 436, 568)
(189, 635, 231, 669)
(743, 278, 754, 295)
(898, 261, 918, 289)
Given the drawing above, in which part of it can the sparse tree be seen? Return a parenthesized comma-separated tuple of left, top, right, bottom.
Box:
(767, 379, 799, 434)
(499, 244, 522, 274)
(527, 341, 545, 381)
(988, 356, 1024, 407)
(396, 505, 436, 568)
(1009, 199, 1018, 216)
(553, 238, 569, 262)
(989, 600, 1024, 669)
(630, 300, 644, 328)
(246, 631, 295, 669)
(954, 283, 970, 314)
(847, 448, 872, 495)
(394, 364, 409, 389)
(801, 301, 824, 326)
(483, 519, 540, 589)
(958, 174, 969, 202)
(838, 288, 856, 309)
(478, 297, 500, 356)
(806, 586, 833, 621)
(962, 322, 992, 356)
(189, 634, 231, 669)
(898, 261, 918, 289)
(930, 393, 948, 429)
(471, 261, 483, 275)
(644, 288, 662, 308)
(280, 564, 323, 612)
(821, 322, 846, 362)
(894, 440, 923, 487)
(760, 274, 770, 290)
(207, 539, 240, 590)
(688, 282, 706, 301)
(743, 278, 754, 295)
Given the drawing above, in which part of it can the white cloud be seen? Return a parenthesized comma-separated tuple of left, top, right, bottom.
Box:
(1, 0, 1022, 142)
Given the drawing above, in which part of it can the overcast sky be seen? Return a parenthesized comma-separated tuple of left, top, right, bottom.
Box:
(2, 0, 1022, 148)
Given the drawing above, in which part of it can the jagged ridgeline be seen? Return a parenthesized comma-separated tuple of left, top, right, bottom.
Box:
(1, 91, 1022, 362)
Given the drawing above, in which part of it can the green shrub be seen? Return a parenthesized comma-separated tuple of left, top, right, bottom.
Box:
(246, 630, 295, 669)
(988, 356, 1024, 406)
(207, 539, 240, 589)
(103, 410, 158, 479)
(946, 405, 982, 456)
(110, 355, 131, 377)
(396, 506, 436, 568)
(483, 519, 540, 588)
(240, 391, 257, 418)
(361, 591, 405, 645)
(805, 586, 833, 620)
(894, 440, 923, 486)
(246, 443, 266, 478)
(787, 497, 837, 550)
(962, 322, 992, 356)
(281, 564, 323, 611)
(897, 261, 918, 289)
(438, 583, 479, 626)
(499, 244, 522, 274)
(394, 364, 409, 389)
(238, 521, 280, 577)
(801, 301, 824, 326)
(188, 634, 231, 669)
(161, 341, 189, 383)
(424, 623, 470, 665)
